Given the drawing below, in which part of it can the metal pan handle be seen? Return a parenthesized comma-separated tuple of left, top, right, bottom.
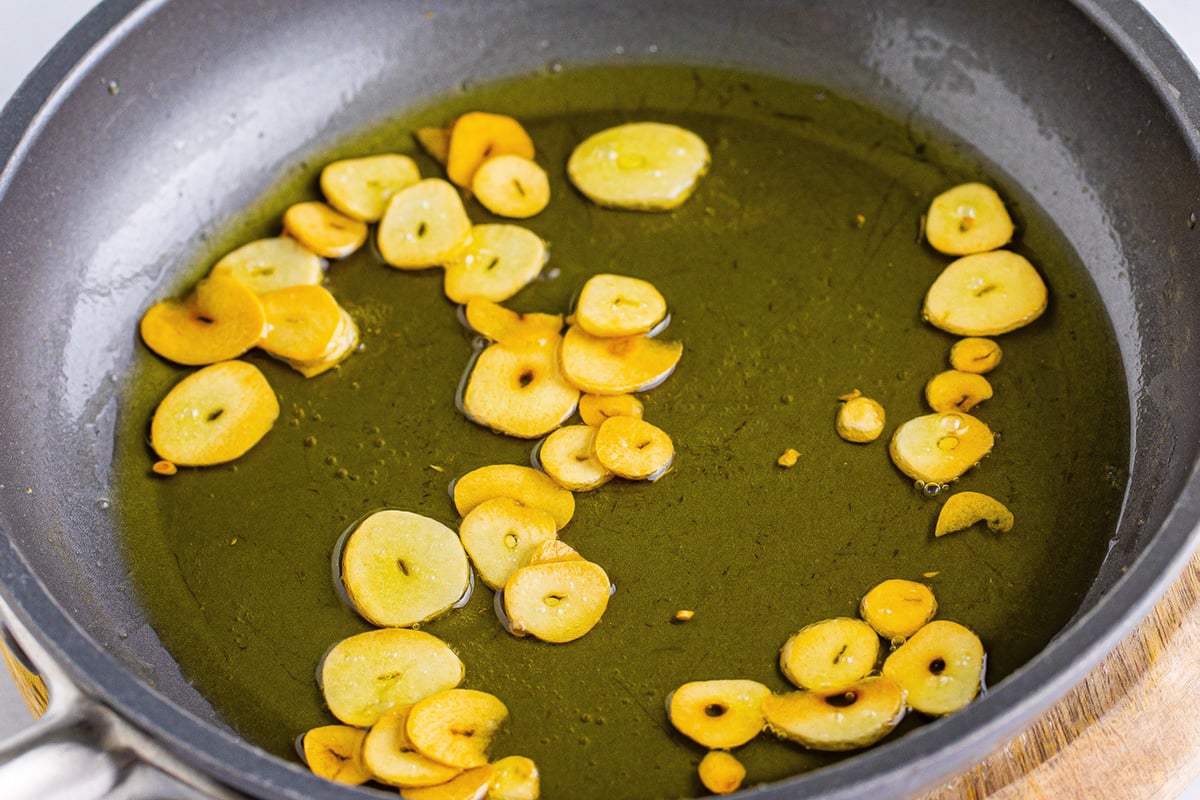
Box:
(0, 600, 242, 800)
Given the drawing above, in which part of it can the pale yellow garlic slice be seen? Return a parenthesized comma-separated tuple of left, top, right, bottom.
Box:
(503, 559, 611, 643)
(405, 689, 509, 769)
(461, 338, 579, 439)
(149, 360, 278, 466)
(924, 182, 1014, 256)
(339, 510, 471, 628)
(210, 236, 323, 294)
(378, 178, 472, 269)
(574, 273, 667, 338)
(567, 122, 709, 210)
(320, 628, 464, 728)
(923, 251, 1047, 336)
(443, 224, 547, 304)
(320, 153, 421, 223)
(472, 155, 550, 219)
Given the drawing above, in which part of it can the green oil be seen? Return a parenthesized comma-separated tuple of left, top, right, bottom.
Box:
(114, 66, 1129, 799)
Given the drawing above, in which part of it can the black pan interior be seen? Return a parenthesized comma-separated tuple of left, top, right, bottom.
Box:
(0, 1, 1197, 798)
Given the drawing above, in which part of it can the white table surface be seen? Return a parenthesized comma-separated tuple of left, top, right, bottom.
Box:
(1, 0, 1198, 796)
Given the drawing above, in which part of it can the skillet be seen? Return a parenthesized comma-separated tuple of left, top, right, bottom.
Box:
(0, 0, 1198, 797)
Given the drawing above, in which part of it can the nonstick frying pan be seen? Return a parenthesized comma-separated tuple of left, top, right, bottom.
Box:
(0, 0, 1198, 798)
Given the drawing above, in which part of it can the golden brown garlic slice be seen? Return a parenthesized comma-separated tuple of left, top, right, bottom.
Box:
(140, 275, 266, 366)
(461, 338, 579, 439)
(762, 676, 906, 751)
(446, 111, 535, 188)
(698, 751, 746, 795)
(578, 392, 645, 427)
(503, 558, 611, 643)
(525, 539, 584, 565)
(487, 755, 540, 800)
(882, 620, 985, 716)
(282, 201, 368, 259)
(667, 679, 770, 749)
(574, 273, 668, 338)
(452, 464, 575, 529)
(300, 725, 372, 785)
(458, 497, 558, 590)
(401, 766, 495, 800)
(592, 416, 674, 481)
(282, 307, 359, 378)
(537, 424, 613, 491)
(443, 224, 547, 304)
(258, 284, 345, 363)
(924, 370, 993, 413)
(361, 706, 463, 788)
(948, 337, 1002, 374)
(859, 579, 938, 641)
(463, 298, 562, 348)
(559, 324, 682, 395)
(934, 491, 1014, 538)
(414, 127, 451, 165)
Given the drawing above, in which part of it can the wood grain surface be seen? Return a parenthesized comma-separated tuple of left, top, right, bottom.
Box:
(922, 551, 1200, 800)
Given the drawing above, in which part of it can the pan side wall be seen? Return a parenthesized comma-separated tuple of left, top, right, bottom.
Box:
(0, 1, 1196, 798)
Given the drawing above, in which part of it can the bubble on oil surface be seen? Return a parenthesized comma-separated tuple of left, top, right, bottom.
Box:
(915, 481, 945, 498)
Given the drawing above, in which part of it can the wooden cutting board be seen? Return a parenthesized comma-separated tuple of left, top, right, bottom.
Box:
(4, 551, 1199, 797)
(921, 549, 1200, 800)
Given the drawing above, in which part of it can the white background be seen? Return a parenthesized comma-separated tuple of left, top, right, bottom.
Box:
(1, 0, 1198, 796)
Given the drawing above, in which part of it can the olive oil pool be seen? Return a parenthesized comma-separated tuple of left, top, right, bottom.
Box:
(115, 65, 1129, 799)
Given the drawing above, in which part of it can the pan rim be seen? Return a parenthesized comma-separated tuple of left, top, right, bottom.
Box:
(0, 0, 1198, 798)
